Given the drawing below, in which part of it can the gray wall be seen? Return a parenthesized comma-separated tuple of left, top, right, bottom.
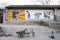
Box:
(55, 9, 60, 21)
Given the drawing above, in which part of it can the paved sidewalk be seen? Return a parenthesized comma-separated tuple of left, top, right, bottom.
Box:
(0, 24, 59, 40)
(0, 33, 57, 40)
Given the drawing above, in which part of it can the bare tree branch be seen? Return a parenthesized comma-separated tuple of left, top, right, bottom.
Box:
(31, 0, 51, 5)
(0, 1, 8, 8)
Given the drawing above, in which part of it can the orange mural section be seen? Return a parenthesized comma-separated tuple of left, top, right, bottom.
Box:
(18, 10, 25, 20)
(7, 10, 13, 20)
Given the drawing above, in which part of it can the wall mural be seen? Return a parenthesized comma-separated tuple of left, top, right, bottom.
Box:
(25, 10, 54, 21)
(7, 10, 54, 21)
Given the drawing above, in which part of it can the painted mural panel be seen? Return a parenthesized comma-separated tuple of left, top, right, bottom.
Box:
(18, 10, 25, 20)
(25, 10, 54, 22)
(7, 10, 25, 21)
(7, 10, 13, 20)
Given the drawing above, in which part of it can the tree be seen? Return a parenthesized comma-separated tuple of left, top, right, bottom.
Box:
(44, 0, 51, 5)
(0, 1, 9, 9)
(31, 0, 52, 5)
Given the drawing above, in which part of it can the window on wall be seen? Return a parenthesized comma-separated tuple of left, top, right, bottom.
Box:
(12, 10, 18, 20)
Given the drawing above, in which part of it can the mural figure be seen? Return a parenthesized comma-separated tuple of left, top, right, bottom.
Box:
(13, 10, 18, 20)
(34, 13, 41, 19)
(26, 11, 30, 19)
(44, 12, 50, 18)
